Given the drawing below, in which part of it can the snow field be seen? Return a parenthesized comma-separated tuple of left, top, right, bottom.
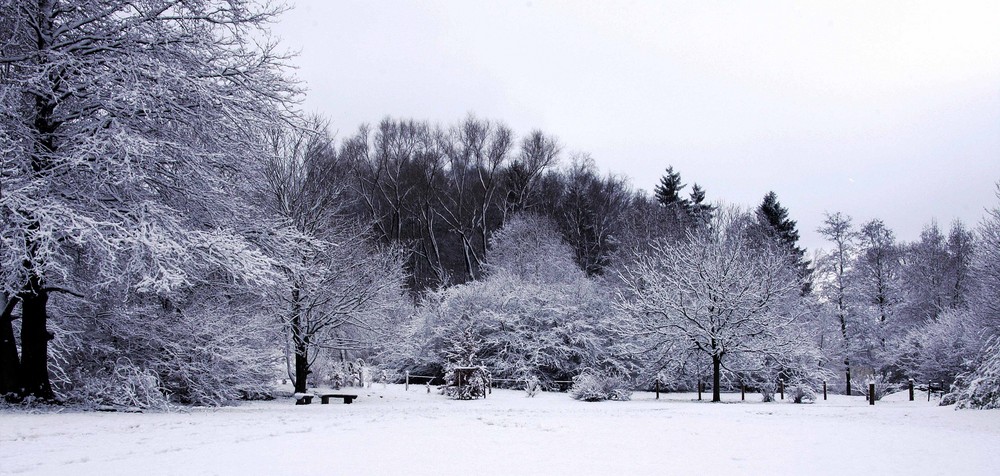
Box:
(2, 385, 999, 475)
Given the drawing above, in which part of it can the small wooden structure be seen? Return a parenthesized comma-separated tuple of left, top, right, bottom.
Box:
(447, 366, 490, 400)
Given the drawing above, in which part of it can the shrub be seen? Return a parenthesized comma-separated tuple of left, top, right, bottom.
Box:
(759, 382, 777, 402)
(73, 358, 170, 410)
(788, 384, 816, 404)
(853, 371, 900, 401)
(50, 295, 277, 407)
(954, 340, 1000, 410)
(524, 375, 542, 398)
(570, 372, 632, 402)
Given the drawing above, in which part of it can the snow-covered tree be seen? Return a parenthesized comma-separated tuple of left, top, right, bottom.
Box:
(486, 214, 584, 284)
(1, 0, 296, 401)
(261, 120, 405, 394)
(893, 309, 983, 385)
(616, 208, 807, 402)
(752, 191, 810, 293)
(942, 184, 1000, 407)
(851, 219, 904, 377)
(971, 184, 1000, 334)
(816, 212, 857, 394)
(899, 222, 954, 324)
(954, 339, 1000, 410)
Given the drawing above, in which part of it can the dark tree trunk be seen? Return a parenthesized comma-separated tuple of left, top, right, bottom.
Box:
(712, 353, 722, 403)
(19, 279, 55, 401)
(293, 341, 309, 394)
(838, 308, 851, 396)
(1, 296, 22, 399)
(290, 287, 310, 394)
(845, 359, 852, 396)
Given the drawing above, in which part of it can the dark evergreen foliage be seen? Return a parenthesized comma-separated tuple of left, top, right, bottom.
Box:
(653, 166, 690, 210)
(689, 183, 715, 226)
(756, 191, 811, 292)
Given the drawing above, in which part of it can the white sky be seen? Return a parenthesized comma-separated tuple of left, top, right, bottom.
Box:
(270, 0, 1000, 251)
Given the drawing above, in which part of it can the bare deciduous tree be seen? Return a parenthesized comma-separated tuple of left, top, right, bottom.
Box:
(262, 120, 403, 394)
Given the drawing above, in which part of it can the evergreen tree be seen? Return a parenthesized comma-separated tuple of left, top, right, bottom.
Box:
(688, 183, 714, 226)
(653, 166, 690, 210)
(758, 192, 800, 247)
(756, 191, 811, 292)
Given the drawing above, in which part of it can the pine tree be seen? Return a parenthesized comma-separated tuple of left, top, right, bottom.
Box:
(653, 167, 690, 210)
(756, 192, 811, 292)
(689, 183, 714, 226)
(758, 192, 800, 247)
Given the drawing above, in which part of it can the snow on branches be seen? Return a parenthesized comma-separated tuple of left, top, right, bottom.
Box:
(616, 207, 811, 401)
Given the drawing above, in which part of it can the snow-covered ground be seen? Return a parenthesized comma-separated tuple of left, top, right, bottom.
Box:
(2, 385, 998, 475)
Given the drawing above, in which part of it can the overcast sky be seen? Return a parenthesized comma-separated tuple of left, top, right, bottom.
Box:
(270, 0, 1000, 252)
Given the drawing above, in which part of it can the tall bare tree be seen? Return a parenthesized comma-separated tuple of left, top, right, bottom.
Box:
(817, 212, 856, 395)
(437, 116, 512, 280)
(263, 119, 403, 394)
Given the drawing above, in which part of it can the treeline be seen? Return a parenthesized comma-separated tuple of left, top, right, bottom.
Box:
(336, 116, 745, 292)
(336, 116, 624, 289)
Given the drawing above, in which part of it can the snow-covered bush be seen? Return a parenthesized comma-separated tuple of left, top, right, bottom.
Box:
(50, 289, 278, 407)
(892, 309, 985, 387)
(954, 340, 1000, 410)
(388, 215, 628, 387)
(788, 384, 816, 404)
(853, 371, 900, 401)
(524, 375, 542, 397)
(759, 382, 777, 402)
(73, 358, 169, 410)
(570, 372, 631, 402)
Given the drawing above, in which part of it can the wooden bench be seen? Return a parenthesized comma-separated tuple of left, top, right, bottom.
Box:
(319, 393, 358, 404)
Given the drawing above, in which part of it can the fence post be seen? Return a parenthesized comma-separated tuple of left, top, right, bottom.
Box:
(405, 371, 409, 391)
(908, 379, 914, 401)
(823, 381, 827, 400)
(741, 383, 745, 401)
(869, 383, 876, 405)
(698, 381, 702, 401)
(655, 378, 660, 400)
(779, 379, 784, 400)
(928, 382, 931, 402)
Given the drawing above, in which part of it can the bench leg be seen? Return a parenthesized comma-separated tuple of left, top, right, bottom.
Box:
(343, 398, 353, 404)
(321, 396, 330, 404)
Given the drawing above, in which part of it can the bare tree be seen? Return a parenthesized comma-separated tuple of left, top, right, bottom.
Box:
(855, 219, 902, 354)
(262, 120, 403, 394)
(817, 212, 856, 395)
(503, 130, 560, 216)
(545, 155, 632, 275)
(436, 116, 513, 280)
